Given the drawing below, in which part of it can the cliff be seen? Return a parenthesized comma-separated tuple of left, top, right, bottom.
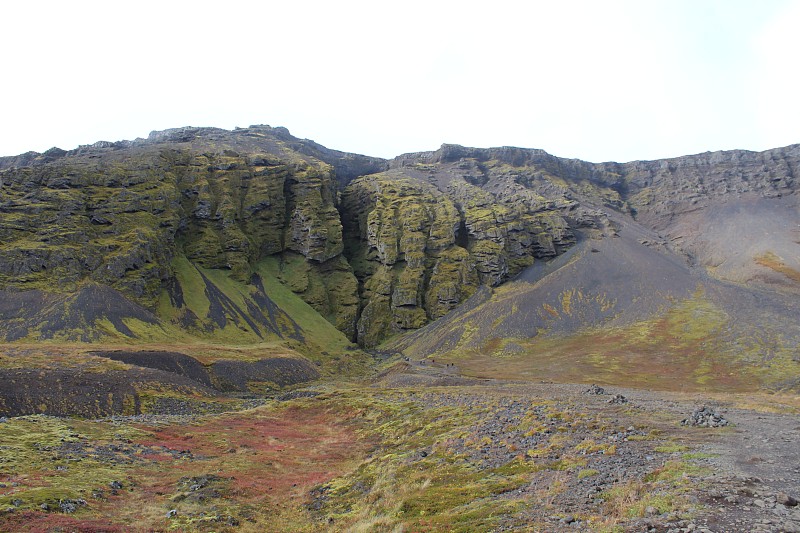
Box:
(1, 126, 798, 349)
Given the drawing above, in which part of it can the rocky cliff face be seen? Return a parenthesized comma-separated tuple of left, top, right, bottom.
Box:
(615, 146, 798, 216)
(0, 126, 383, 342)
(340, 152, 597, 345)
(1, 127, 798, 347)
(341, 172, 478, 346)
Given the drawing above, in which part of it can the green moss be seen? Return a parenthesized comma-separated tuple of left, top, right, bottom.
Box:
(578, 468, 600, 479)
(0, 415, 143, 511)
(268, 252, 360, 340)
(171, 255, 211, 320)
(257, 257, 350, 350)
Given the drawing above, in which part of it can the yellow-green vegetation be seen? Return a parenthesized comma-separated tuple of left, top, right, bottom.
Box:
(299, 388, 632, 531)
(263, 253, 360, 339)
(654, 443, 690, 453)
(0, 375, 725, 532)
(0, 415, 144, 511)
(576, 439, 617, 456)
(599, 459, 708, 525)
(578, 468, 601, 479)
(430, 290, 799, 392)
(0, 348, 131, 371)
(754, 252, 800, 283)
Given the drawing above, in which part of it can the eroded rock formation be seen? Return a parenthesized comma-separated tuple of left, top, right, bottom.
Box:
(1, 126, 798, 346)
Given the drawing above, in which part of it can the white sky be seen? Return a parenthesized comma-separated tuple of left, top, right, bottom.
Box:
(1, 0, 799, 162)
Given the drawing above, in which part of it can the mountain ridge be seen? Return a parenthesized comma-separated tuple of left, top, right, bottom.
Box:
(3, 125, 800, 533)
(0, 125, 798, 385)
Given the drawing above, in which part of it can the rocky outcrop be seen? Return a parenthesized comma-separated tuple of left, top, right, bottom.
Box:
(2, 126, 798, 347)
(341, 152, 594, 345)
(176, 150, 346, 278)
(606, 145, 800, 230)
(342, 173, 479, 346)
(0, 126, 363, 339)
(0, 130, 593, 346)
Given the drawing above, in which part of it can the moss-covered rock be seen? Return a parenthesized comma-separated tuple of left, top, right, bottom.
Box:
(0, 127, 367, 342)
(271, 252, 359, 340)
(342, 173, 478, 346)
(341, 159, 582, 345)
(13, 128, 790, 349)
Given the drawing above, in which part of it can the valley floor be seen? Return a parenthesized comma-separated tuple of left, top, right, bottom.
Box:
(1, 360, 799, 532)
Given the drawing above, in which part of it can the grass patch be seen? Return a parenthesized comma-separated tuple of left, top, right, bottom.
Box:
(433, 290, 791, 392)
(755, 251, 800, 283)
(645, 460, 708, 483)
(578, 468, 600, 479)
(0, 415, 143, 512)
(654, 443, 690, 453)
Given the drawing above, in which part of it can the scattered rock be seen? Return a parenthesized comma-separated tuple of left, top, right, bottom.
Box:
(174, 474, 227, 503)
(109, 480, 124, 490)
(59, 499, 87, 514)
(681, 406, 728, 427)
(607, 394, 628, 404)
(780, 521, 800, 533)
(277, 390, 321, 401)
(585, 384, 605, 395)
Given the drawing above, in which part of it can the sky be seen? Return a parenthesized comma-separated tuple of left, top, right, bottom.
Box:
(1, 0, 799, 163)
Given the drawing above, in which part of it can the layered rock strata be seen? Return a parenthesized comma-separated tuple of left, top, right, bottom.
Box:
(1, 126, 798, 346)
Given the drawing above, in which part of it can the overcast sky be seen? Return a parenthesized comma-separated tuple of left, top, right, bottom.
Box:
(2, 0, 799, 163)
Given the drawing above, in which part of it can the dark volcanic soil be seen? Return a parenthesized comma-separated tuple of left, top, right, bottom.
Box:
(0, 366, 215, 417)
(89, 350, 214, 387)
(90, 349, 321, 392)
(0, 348, 323, 418)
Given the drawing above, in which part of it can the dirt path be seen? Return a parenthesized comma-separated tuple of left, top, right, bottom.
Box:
(606, 387, 800, 532)
(381, 361, 800, 531)
(696, 407, 800, 533)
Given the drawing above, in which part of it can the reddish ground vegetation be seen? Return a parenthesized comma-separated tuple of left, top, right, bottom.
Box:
(0, 402, 365, 532)
(0, 512, 129, 533)
(122, 403, 364, 529)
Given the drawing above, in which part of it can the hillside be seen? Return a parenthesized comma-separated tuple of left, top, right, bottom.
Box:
(2, 127, 800, 532)
(1, 127, 798, 384)
(385, 146, 800, 391)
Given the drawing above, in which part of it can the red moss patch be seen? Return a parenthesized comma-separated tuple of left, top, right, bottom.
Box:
(0, 512, 129, 533)
(110, 403, 365, 528)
